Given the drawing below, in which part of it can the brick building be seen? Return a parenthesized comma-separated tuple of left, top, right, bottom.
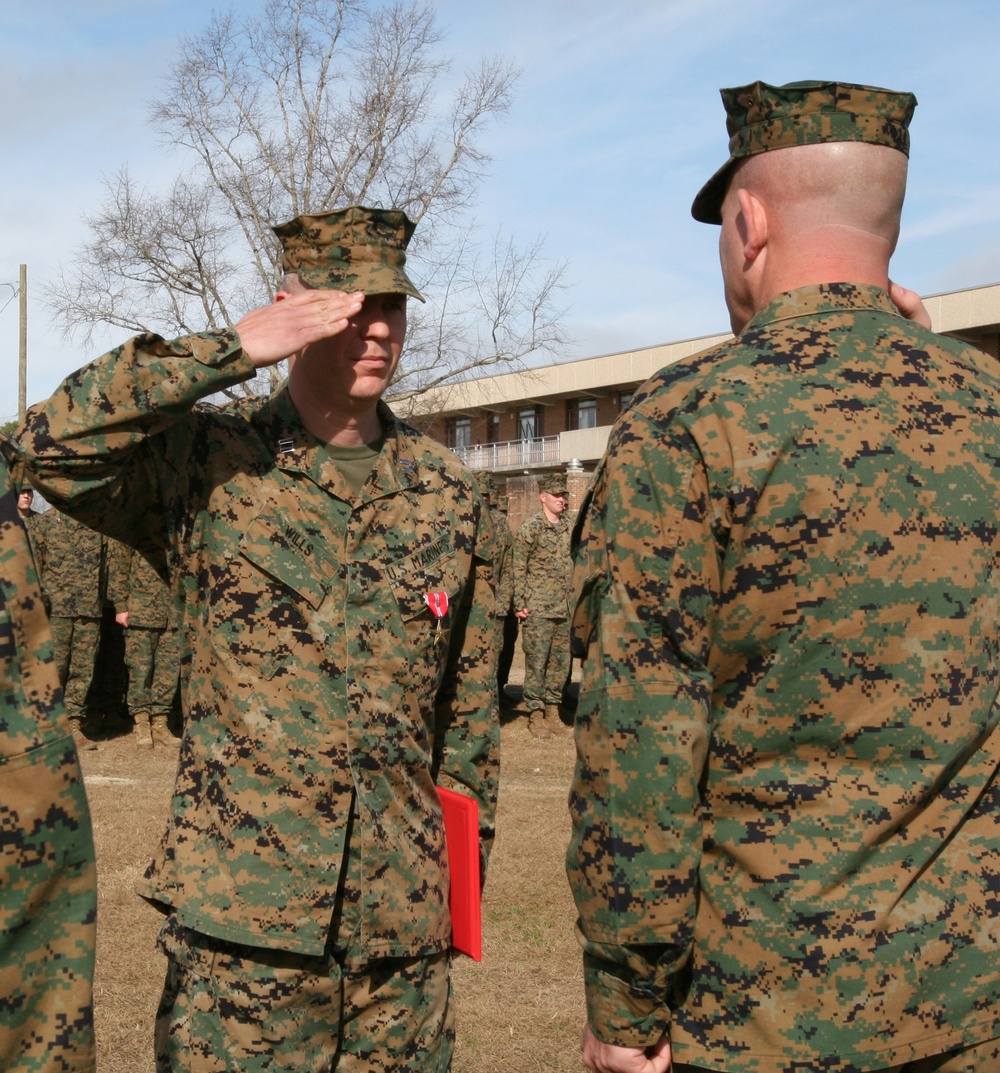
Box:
(399, 283, 1000, 531)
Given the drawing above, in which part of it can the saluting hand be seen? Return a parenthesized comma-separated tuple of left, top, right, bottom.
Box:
(234, 290, 365, 368)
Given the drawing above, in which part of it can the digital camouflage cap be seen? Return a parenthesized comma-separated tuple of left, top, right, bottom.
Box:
(692, 80, 917, 225)
(273, 205, 424, 301)
(539, 473, 567, 496)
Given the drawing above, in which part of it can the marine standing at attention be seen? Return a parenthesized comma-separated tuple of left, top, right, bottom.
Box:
(568, 81, 1000, 1073)
(19, 206, 498, 1073)
(30, 507, 107, 751)
(512, 472, 574, 740)
(107, 538, 181, 749)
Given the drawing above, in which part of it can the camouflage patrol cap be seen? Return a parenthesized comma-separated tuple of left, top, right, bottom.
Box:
(477, 473, 497, 497)
(273, 205, 424, 301)
(692, 80, 917, 225)
(539, 473, 567, 496)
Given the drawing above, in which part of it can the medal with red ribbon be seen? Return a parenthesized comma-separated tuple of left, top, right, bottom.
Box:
(424, 590, 449, 639)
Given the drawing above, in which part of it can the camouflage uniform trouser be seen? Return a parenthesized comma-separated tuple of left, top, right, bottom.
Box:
(520, 615, 570, 710)
(155, 917, 454, 1073)
(891, 1040, 1000, 1072)
(124, 625, 180, 719)
(48, 615, 100, 719)
(672, 1037, 1000, 1073)
(0, 735, 97, 1073)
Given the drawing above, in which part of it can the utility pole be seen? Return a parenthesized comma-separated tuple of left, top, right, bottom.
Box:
(18, 264, 27, 423)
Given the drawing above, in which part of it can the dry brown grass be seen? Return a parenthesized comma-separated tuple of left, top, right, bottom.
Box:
(80, 661, 586, 1072)
(450, 709, 583, 1072)
(81, 741, 175, 1071)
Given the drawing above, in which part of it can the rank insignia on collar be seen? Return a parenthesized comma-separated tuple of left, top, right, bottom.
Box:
(277, 437, 296, 454)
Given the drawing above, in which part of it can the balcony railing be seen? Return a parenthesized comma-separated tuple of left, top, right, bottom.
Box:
(451, 436, 561, 471)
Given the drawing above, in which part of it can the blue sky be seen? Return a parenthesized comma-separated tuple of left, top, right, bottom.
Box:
(2, 0, 999, 422)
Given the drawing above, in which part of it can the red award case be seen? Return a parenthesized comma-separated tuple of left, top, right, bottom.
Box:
(436, 786, 482, 961)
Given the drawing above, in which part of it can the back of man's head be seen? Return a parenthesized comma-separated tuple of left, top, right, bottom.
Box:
(695, 80, 916, 327)
(735, 139, 908, 253)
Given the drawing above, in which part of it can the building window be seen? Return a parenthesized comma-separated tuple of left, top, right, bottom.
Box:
(567, 397, 597, 431)
(618, 391, 634, 413)
(518, 407, 541, 440)
(448, 416, 472, 449)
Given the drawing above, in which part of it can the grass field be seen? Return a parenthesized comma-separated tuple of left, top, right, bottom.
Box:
(80, 670, 587, 1072)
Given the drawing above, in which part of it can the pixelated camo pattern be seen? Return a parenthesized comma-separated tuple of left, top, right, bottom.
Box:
(155, 916, 453, 1072)
(107, 538, 177, 629)
(0, 458, 97, 1072)
(490, 508, 514, 616)
(512, 510, 573, 619)
(693, 80, 917, 224)
(19, 328, 498, 962)
(724, 81, 915, 160)
(568, 283, 1000, 1071)
(30, 509, 105, 620)
(272, 205, 424, 301)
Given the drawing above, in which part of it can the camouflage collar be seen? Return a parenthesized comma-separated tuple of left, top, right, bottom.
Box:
(746, 283, 899, 335)
(261, 387, 421, 499)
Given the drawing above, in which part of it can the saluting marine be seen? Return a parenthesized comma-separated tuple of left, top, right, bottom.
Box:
(19, 205, 498, 1073)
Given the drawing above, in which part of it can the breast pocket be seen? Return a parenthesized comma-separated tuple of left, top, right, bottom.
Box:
(385, 545, 467, 694)
(208, 511, 332, 680)
(389, 549, 463, 623)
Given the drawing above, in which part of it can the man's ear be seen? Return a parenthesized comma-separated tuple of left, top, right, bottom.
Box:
(737, 187, 768, 263)
(274, 290, 290, 303)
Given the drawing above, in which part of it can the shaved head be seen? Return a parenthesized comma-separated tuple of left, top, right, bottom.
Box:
(734, 141, 908, 252)
(718, 141, 909, 331)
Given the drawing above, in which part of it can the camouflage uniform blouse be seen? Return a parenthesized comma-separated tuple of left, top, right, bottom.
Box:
(107, 539, 177, 630)
(0, 453, 97, 1070)
(512, 510, 572, 618)
(30, 508, 105, 619)
(567, 284, 1000, 1071)
(20, 331, 498, 960)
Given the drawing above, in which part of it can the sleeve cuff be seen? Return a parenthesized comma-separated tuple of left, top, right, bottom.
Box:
(174, 330, 253, 372)
(583, 953, 670, 1048)
(133, 331, 257, 412)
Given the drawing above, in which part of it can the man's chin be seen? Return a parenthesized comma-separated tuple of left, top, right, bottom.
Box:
(347, 372, 392, 401)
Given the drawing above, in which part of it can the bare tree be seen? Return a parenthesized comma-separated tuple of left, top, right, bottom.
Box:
(396, 227, 568, 403)
(47, 0, 568, 396)
(50, 172, 245, 346)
